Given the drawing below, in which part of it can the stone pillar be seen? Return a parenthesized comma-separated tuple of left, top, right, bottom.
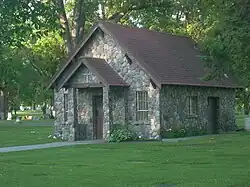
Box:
(65, 88, 76, 141)
(103, 87, 110, 139)
(54, 89, 64, 137)
(149, 87, 161, 139)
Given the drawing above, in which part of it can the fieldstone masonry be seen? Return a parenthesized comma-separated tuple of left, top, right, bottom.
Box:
(160, 86, 236, 133)
(54, 88, 64, 137)
(53, 29, 236, 141)
(79, 31, 161, 139)
(68, 65, 99, 84)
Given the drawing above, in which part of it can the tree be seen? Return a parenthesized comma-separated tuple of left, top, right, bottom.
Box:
(52, 0, 173, 53)
(0, 0, 58, 47)
(0, 32, 66, 115)
(23, 31, 66, 109)
(198, 0, 250, 112)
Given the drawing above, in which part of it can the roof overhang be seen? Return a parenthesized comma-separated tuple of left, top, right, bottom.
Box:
(46, 24, 100, 90)
(47, 22, 162, 90)
(57, 57, 129, 90)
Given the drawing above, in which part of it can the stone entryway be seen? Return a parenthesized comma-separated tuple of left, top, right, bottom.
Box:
(92, 95, 103, 139)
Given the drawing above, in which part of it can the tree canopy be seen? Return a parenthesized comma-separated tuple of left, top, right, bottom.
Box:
(0, 0, 249, 113)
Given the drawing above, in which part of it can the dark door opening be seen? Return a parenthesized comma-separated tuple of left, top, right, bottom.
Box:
(207, 97, 219, 134)
(92, 96, 103, 139)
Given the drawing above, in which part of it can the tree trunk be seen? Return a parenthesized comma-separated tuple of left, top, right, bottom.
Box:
(56, 0, 171, 54)
(32, 102, 36, 110)
(56, 0, 74, 53)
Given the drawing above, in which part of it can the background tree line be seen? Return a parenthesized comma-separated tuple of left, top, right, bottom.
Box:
(0, 0, 249, 115)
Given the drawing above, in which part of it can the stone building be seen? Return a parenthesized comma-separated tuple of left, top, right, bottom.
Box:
(48, 21, 240, 141)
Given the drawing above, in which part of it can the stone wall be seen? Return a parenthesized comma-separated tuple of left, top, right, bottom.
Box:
(64, 88, 75, 141)
(54, 88, 75, 141)
(103, 87, 110, 139)
(54, 62, 102, 140)
(160, 85, 236, 134)
(54, 88, 64, 137)
(109, 86, 128, 128)
(77, 88, 102, 140)
(67, 64, 99, 84)
(77, 30, 161, 139)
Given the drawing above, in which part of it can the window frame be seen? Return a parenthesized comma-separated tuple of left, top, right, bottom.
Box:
(136, 91, 149, 121)
(64, 92, 69, 122)
(82, 72, 93, 83)
(187, 96, 198, 116)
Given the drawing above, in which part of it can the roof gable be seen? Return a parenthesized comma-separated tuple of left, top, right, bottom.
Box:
(58, 58, 128, 89)
(101, 22, 240, 88)
(48, 21, 241, 90)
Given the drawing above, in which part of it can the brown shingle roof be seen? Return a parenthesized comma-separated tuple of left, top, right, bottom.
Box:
(83, 57, 128, 87)
(48, 21, 241, 89)
(101, 22, 240, 88)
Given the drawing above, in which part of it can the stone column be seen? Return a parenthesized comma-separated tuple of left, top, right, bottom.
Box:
(65, 88, 76, 141)
(103, 87, 110, 139)
(54, 89, 64, 137)
(149, 87, 161, 139)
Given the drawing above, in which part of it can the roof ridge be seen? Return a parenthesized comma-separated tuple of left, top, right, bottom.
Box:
(100, 21, 192, 40)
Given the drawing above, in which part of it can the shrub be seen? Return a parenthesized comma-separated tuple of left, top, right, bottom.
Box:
(161, 126, 207, 138)
(108, 127, 138, 142)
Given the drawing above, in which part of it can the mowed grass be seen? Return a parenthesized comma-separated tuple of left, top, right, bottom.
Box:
(0, 132, 250, 187)
(0, 120, 57, 147)
(16, 110, 43, 117)
(236, 114, 245, 128)
(0, 114, 246, 148)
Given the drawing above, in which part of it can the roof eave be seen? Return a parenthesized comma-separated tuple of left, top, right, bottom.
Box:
(161, 82, 242, 89)
(83, 58, 111, 88)
(46, 24, 101, 90)
(57, 61, 83, 90)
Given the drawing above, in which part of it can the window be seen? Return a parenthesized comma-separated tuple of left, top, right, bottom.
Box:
(64, 93, 69, 122)
(187, 96, 198, 115)
(125, 54, 132, 65)
(83, 73, 92, 83)
(136, 91, 149, 121)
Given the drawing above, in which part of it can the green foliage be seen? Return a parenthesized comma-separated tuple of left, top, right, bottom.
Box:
(108, 126, 138, 142)
(1, 0, 249, 113)
(0, 0, 58, 46)
(161, 126, 207, 138)
(0, 31, 65, 108)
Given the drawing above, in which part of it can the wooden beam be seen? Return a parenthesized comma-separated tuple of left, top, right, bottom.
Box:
(64, 83, 104, 88)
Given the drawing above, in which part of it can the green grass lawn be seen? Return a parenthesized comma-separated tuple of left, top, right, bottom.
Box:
(0, 132, 250, 187)
(236, 114, 245, 128)
(16, 110, 43, 117)
(0, 114, 245, 148)
(0, 120, 57, 147)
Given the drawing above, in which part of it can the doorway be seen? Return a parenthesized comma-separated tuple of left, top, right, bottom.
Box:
(92, 96, 103, 139)
(207, 97, 219, 134)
